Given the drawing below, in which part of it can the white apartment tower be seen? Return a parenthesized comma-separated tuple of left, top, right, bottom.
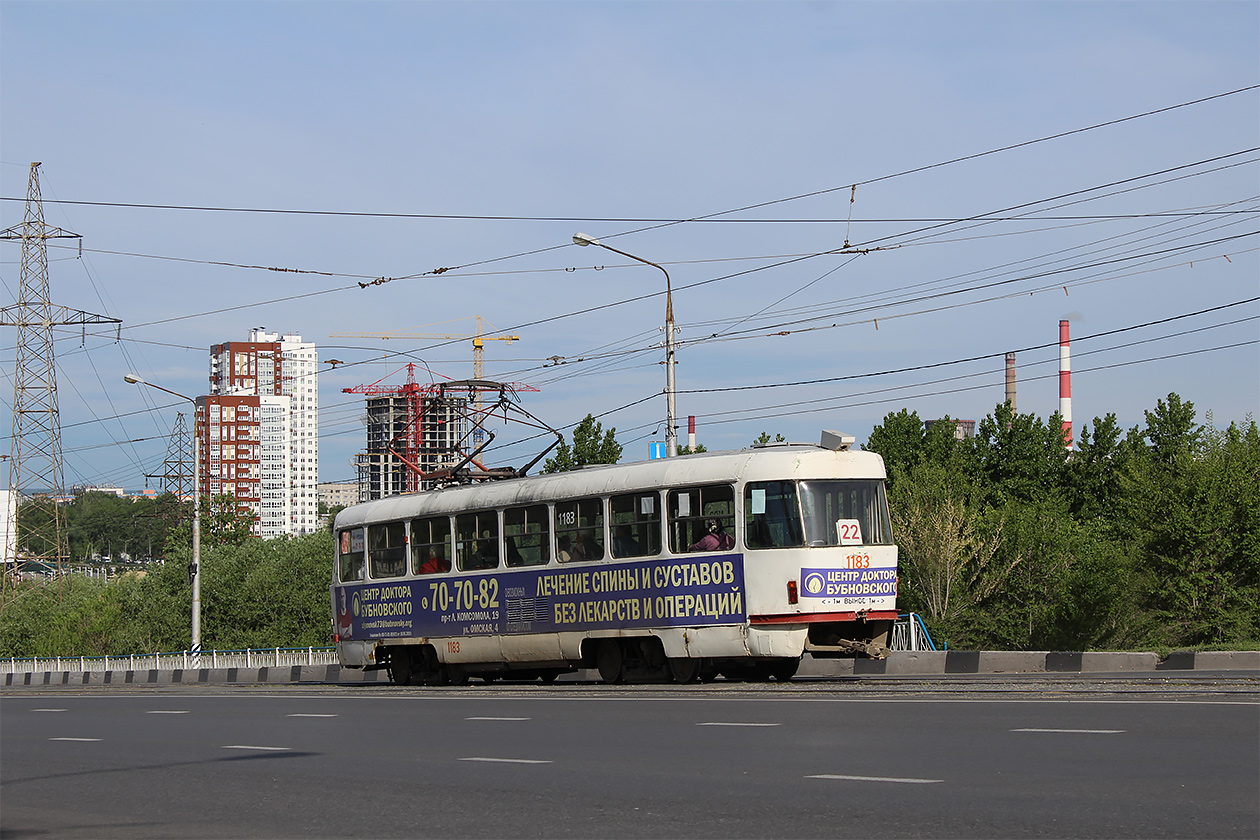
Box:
(205, 328, 319, 537)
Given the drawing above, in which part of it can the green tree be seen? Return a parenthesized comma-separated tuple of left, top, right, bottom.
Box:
(542, 415, 622, 473)
(1120, 412, 1260, 646)
(886, 460, 1007, 643)
(1066, 413, 1136, 521)
(1143, 392, 1202, 465)
(202, 494, 257, 546)
(972, 403, 1068, 504)
(866, 410, 970, 484)
(752, 432, 786, 446)
(864, 409, 926, 475)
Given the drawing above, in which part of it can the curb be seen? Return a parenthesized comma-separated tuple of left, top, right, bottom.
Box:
(4, 650, 1257, 688)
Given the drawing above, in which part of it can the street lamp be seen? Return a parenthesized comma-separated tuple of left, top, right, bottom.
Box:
(125, 374, 201, 663)
(573, 233, 678, 457)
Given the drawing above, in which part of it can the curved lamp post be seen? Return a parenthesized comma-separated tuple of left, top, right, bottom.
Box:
(572, 233, 678, 457)
(125, 374, 201, 663)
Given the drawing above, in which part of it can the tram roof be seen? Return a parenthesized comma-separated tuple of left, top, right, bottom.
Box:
(335, 440, 887, 529)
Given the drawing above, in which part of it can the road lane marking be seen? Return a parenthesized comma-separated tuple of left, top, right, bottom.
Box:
(287, 713, 337, 717)
(50, 737, 101, 742)
(807, 774, 943, 784)
(32, 709, 67, 712)
(223, 745, 291, 751)
(1011, 728, 1125, 733)
(466, 716, 530, 721)
(459, 757, 552, 764)
(147, 710, 190, 715)
(698, 722, 781, 727)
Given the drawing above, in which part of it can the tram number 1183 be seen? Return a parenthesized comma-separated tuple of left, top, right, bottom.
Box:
(845, 553, 871, 569)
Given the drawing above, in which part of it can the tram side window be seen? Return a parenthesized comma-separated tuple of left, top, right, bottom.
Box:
(744, 481, 804, 549)
(610, 492, 661, 558)
(410, 516, 452, 575)
(799, 480, 894, 546)
(668, 484, 735, 553)
(369, 521, 407, 578)
(338, 527, 365, 582)
(504, 505, 549, 567)
(456, 511, 500, 571)
(554, 498, 604, 562)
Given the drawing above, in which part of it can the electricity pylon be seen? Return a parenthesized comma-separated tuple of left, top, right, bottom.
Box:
(145, 412, 192, 497)
(0, 162, 121, 600)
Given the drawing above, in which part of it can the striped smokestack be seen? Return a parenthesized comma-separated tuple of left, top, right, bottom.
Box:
(688, 415, 696, 451)
(1005, 352, 1016, 413)
(1059, 320, 1072, 449)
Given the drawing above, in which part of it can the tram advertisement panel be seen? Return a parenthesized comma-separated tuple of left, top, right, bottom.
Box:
(334, 555, 746, 641)
(799, 560, 897, 609)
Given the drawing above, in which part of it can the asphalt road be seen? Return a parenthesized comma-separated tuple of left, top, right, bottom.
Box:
(3, 675, 1257, 839)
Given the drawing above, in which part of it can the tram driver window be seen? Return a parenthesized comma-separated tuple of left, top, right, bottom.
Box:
(744, 481, 804, 549)
(411, 516, 452, 575)
(369, 521, 407, 578)
(799, 480, 894, 546)
(338, 528, 365, 582)
(456, 511, 500, 571)
(668, 485, 735, 553)
(610, 492, 661, 558)
(554, 498, 604, 562)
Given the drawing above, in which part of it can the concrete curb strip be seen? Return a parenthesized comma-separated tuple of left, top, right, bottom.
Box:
(3, 650, 1256, 687)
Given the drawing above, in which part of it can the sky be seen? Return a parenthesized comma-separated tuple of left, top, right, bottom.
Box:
(1, 0, 1257, 493)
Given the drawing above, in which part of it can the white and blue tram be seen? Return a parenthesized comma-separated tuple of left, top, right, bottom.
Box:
(331, 431, 897, 684)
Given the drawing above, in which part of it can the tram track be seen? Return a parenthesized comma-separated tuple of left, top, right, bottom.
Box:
(7, 672, 1256, 701)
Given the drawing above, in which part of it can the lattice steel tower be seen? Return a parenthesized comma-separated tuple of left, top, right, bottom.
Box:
(150, 412, 193, 497)
(1, 162, 120, 593)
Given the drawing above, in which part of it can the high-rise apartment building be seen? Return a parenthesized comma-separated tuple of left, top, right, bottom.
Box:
(200, 329, 318, 537)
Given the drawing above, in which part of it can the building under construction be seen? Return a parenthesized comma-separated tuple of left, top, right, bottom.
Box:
(348, 366, 468, 502)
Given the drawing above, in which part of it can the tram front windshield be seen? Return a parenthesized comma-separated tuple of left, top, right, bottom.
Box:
(799, 480, 893, 546)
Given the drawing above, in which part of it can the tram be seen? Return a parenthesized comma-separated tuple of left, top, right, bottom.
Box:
(331, 430, 897, 684)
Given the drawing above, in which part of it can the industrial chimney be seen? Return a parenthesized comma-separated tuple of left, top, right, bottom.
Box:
(688, 415, 697, 451)
(1005, 352, 1017, 413)
(1059, 320, 1072, 449)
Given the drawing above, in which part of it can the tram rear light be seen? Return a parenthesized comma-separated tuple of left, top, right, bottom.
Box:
(787, 580, 798, 604)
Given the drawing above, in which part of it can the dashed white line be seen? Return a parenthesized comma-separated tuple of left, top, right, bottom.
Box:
(807, 774, 943, 784)
(147, 710, 190, 715)
(32, 708, 67, 713)
(287, 713, 337, 718)
(459, 757, 552, 765)
(466, 716, 530, 721)
(222, 745, 291, 751)
(1011, 728, 1126, 734)
(697, 722, 781, 727)
(50, 737, 101, 742)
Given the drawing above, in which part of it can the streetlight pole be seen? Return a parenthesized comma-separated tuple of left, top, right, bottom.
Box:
(572, 233, 678, 457)
(125, 374, 201, 663)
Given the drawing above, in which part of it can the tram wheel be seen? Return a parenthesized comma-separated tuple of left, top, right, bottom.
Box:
(389, 649, 412, 686)
(768, 658, 799, 682)
(446, 665, 470, 686)
(540, 670, 560, 683)
(597, 640, 624, 684)
(668, 657, 701, 684)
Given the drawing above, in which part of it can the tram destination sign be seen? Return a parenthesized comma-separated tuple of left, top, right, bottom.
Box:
(335, 555, 747, 641)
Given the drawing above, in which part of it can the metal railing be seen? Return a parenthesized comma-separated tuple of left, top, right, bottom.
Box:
(891, 613, 938, 651)
(1, 646, 338, 675)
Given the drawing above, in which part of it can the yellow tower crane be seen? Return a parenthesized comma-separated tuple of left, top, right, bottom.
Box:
(330, 316, 520, 444)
